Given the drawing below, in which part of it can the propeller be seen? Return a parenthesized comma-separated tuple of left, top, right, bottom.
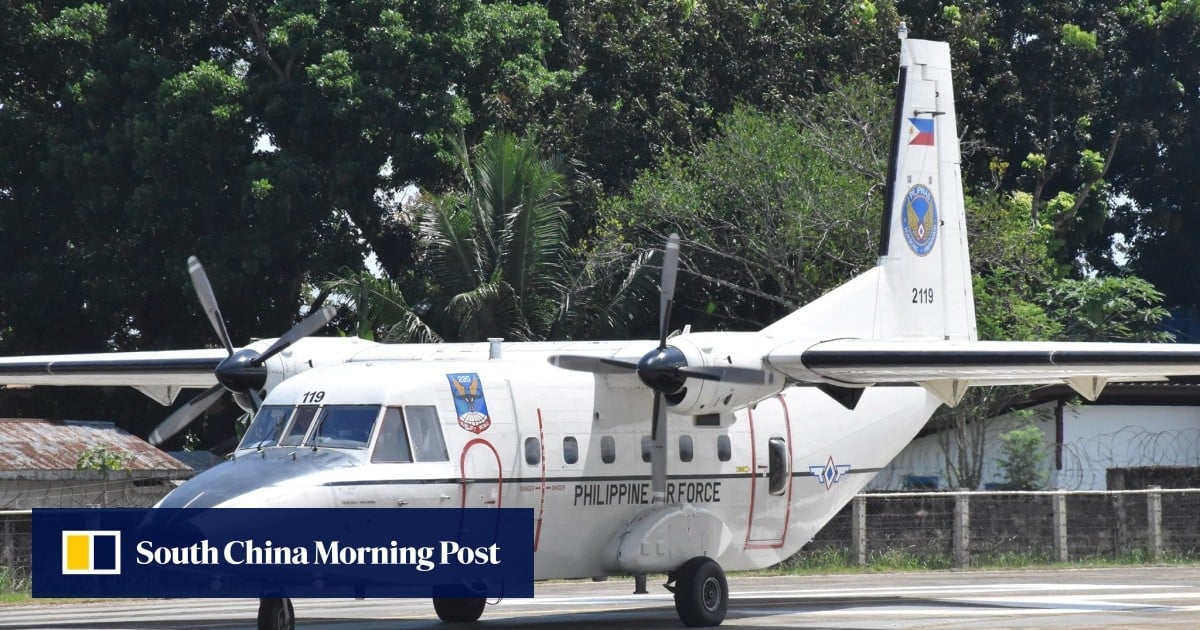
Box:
(147, 257, 337, 446)
(548, 234, 766, 439)
(547, 234, 768, 503)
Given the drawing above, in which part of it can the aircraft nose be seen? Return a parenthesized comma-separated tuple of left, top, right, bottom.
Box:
(157, 449, 355, 508)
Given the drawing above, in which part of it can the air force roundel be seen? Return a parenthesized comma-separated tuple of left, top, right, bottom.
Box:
(902, 184, 938, 256)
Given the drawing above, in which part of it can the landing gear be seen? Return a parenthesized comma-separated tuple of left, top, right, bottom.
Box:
(668, 557, 728, 627)
(257, 597, 294, 630)
(432, 597, 486, 623)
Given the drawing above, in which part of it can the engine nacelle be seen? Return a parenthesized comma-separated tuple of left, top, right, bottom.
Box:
(660, 332, 783, 415)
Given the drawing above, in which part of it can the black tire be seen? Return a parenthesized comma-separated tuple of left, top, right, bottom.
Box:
(257, 597, 295, 630)
(432, 597, 486, 623)
(673, 557, 728, 627)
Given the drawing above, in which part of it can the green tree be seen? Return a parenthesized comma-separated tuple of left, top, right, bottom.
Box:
(1043, 276, 1174, 342)
(591, 77, 891, 334)
(398, 132, 573, 341)
(318, 271, 441, 343)
(996, 423, 1048, 490)
(0, 1, 570, 439)
(537, 0, 902, 228)
(900, 1, 1200, 284)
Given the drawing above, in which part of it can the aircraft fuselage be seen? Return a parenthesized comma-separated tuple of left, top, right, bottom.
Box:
(161, 355, 940, 579)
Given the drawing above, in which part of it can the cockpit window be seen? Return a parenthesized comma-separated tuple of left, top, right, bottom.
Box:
(406, 405, 449, 462)
(371, 408, 412, 463)
(239, 405, 293, 450)
(279, 406, 319, 446)
(307, 405, 381, 449)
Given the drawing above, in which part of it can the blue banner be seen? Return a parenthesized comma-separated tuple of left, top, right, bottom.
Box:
(33, 508, 534, 599)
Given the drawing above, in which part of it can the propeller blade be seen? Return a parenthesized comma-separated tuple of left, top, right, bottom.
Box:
(658, 234, 680, 350)
(677, 366, 772, 385)
(548, 355, 638, 374)
(650, 390, 664, 442)
(148, 384, 225, 446)
(649, 390, 667, 504)
(187, 257, 235, 356)
(253, 305, 338, 365)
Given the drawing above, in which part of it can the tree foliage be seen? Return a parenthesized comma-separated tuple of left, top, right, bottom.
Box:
(0, 0, 568, 359)
(1043, 276, 1174, 342)
(996, 423, 1048, 490)
(1, 1, 1196, 449)
(899, 1, 1200, 293)
(591, 77, 890, 333)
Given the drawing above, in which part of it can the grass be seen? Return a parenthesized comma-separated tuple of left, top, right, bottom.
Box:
(0, 566, 30, 605)
(760, 545, 1200, 576)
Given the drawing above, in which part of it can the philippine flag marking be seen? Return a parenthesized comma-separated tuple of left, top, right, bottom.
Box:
(908, 117, 935, 146)
(62, 530, 121, 575)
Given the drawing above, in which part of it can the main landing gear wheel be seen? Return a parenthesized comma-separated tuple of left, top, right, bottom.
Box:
(257, 597, 294, 630)
(670, 557, 728, 627)
(432, 597, 486, 623)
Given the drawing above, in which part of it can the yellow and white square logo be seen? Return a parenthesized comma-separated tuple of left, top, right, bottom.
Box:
(61, 530, 121, 575)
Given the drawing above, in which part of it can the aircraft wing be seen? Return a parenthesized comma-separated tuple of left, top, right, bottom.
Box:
(767, 339, 1200, 404)
(0, 349, 224, 401)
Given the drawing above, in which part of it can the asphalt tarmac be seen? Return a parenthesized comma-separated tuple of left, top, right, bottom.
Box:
(3, 566, 1200, 629)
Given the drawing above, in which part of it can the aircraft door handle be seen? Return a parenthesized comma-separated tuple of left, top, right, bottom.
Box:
(395, 499, 408, 507)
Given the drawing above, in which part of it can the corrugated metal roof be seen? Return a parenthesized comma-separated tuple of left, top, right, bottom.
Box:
(0, 418, 190, 473)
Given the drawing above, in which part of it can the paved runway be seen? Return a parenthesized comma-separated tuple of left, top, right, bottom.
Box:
(4, 567, 1200, 629)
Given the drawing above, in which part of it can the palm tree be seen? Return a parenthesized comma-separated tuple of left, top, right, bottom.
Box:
(318, 270, 441, 343)
(416, 132, 572, 341)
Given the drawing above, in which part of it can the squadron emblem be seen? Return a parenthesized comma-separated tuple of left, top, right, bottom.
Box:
(447, 373, 492, 434)
(902, 184, 938, 256)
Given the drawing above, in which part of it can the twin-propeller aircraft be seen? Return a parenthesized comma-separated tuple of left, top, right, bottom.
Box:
(6, 30, 1200, 629)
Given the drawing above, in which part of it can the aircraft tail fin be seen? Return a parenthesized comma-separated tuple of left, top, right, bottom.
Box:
(764, 32, 976, 342)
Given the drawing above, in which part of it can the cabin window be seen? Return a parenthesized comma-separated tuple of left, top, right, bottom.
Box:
(641, 435, 653, 463)
(308, 405, 381, 449)
(524, 437, 541, 465)
(371, 408, 412, 463)
(678, 435, 694, 462)
(717, 435, 732, 462)
(768, 437, 788, 495)
(563, 437, 579, 464)
(600, 436, 616, 464)
(279, 406, 319, 446)
(406, 405, 449, 462)
(239, 405, 292, 449)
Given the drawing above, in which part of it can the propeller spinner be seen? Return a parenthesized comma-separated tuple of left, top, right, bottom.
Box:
(147, 258, 336, 445)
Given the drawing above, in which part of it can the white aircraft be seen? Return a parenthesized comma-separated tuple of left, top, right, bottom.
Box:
(4, 30, 1200, 629)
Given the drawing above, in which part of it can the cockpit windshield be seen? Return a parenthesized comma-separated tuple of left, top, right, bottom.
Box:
(279, 406, 319, 446)
(306, 405, 382, 449)
(238, 405, 293, 450)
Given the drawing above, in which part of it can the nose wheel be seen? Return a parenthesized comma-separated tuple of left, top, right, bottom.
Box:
(432, 596, 486, 622)
(668, 557, 728, 627)
(257, 597, 294, 630)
